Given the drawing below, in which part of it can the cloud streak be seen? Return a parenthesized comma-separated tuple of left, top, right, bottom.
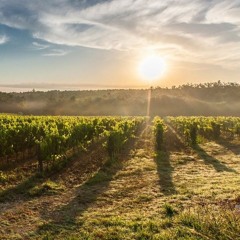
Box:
(42, 49, 69, 57)
(32, 41, 49, 50)
(0, 34, 9, 44)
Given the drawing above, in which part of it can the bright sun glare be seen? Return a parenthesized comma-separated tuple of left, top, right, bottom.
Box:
(138, 55, 166, 82)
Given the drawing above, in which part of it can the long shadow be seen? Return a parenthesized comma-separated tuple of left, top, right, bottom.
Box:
(216, 139, 240, 156)
(193, 144, 237, 173)
(35, 128, 143, 238)
(0, 137, 108, 206)
(155, 151, 176, 196)
(0, 150, 87, 204)
(0, 173, 45, 203)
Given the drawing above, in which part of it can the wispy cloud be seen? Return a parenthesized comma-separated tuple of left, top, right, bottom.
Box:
(32, 41, 49, 50)
(0, 0, 239, 68)
(32, 41, 68, 57)
(42, 49, 68, 57)
(0, 35, 9, 44)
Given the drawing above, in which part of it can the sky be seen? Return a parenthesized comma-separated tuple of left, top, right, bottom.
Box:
(0, 0, 240, 91)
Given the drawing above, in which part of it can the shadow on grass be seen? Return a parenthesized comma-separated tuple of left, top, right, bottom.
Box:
(0, 173, 44, 203)
(35, 128, 142, 238)
(193, 144, 237, 173)
(0, 138, 107, 206)
(155, 151, 176, 196)
(216, 139, 240, 156)
(35, 161, 120, 237)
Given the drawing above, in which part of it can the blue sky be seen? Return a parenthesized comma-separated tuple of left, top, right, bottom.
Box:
(0, 0, 240, 90)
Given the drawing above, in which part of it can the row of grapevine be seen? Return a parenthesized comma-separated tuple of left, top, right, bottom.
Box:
(35, 117, 115, 172)
(0, 116, 113, 170)
(153, 116, 240, 149)
(107, 118, 144, 159)
(153, 117, 166, 151)
(167, 116, 240, 145)
(0, 115, 145, 172)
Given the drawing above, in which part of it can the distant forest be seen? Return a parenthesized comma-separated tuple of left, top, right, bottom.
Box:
(1, 81, 240, 116)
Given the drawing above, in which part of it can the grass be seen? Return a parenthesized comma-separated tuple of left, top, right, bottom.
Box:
(163, 203, 178, 217)
(28, 180, 64, 197)
(135, 194, 153, 203)
(36, 205, 240, 240)
(0, 174, 43, 202)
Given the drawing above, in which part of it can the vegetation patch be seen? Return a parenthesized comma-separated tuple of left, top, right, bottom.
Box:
(28, 180, 64, 197)
(135, 194, 153, 203)
(0, 171, 8, 183)
(163, 203, 178, 217)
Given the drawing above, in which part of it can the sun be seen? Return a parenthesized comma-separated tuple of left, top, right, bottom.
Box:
(138, 54, 166, 82)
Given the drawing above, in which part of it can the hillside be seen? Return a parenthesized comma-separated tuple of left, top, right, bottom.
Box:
(1, 82, 240, 116)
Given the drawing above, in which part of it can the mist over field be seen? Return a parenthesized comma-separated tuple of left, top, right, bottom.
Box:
(1, 82, 240, 116)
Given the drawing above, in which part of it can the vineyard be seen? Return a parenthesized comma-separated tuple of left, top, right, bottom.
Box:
(0, 115, 240, 239)
(0, 115, 144, 172)
(166, 116, 240, 145)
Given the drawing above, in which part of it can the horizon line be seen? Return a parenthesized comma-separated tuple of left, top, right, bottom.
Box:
(0, 83, 150, 93)
(0, 80, 239, 93)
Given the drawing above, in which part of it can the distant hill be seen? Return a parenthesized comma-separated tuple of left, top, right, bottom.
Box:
(1, 81, 240, 116)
